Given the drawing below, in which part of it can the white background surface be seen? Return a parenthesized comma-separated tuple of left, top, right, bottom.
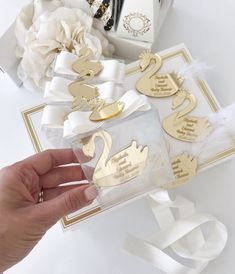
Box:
(0, 0, 235, 273)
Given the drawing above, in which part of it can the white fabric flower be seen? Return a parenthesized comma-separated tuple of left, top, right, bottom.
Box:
(15, 0, 114, 91)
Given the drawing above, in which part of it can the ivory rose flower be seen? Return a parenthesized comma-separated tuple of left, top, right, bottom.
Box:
(15, 0, 114, 90)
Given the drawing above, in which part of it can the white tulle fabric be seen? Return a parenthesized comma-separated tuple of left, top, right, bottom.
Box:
(15, 0, 114, 91)
(177, 60, 213, 81)
(190, 102, 235, 163)
(123, 190, 227, 274)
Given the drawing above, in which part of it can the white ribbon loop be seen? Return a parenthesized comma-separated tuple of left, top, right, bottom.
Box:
(54, 51, 125, 83)
(123, 235, 199, 274)
(123, 190, 227, 274)
(41, 105, 70, 129)
(44, 77, 124, 103)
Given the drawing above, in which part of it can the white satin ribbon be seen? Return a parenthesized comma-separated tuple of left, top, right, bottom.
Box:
(44, 76, 124, 103)
(54, 51, 125, 83)
(123, 190, 227, 274)
(41, 89, 151, 139)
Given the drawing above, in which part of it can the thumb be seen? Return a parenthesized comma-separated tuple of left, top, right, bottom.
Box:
(35, 185, 98, 224)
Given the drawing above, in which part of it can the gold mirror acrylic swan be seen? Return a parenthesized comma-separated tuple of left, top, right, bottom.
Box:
(69, 81, 125, 121)
(69, 80, 100, 109)
(163, 90, 213, 142)
(69, 47, 103, 109)
(165, 153, 198, 188)
(136, 50, 184, 97)
(82, 130, 149, 187)
(89, 101, 125, 122)
(72, 47, 103, 77)
(68, 47, 125, 121)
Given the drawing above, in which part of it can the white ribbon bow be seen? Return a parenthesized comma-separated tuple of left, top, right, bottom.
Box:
(54, 51, 126, 83)
(44, 76, 124, 103)
(42, 50, 150, 145)
(123, 190, 227, 274)
(41, 89, 151, 139)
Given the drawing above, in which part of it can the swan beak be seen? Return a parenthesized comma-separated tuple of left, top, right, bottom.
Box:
(140, 63, 147, 72)
(82, 145, 95, 159)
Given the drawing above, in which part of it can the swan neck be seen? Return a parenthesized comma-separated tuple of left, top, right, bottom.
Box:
(94, 131, 112, 169)
(76, 74, 94, 85)
(176, 94, 197, 119)
(79, 49, 92, 62)
(146, 55, 162, 78)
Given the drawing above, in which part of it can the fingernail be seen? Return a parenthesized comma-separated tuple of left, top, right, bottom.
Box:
(84, 185, 98, 201)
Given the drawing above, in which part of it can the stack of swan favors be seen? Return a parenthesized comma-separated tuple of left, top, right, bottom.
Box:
(72, 108, 174, 208)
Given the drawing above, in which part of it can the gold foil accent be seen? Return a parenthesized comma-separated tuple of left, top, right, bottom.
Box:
(163, 90, 213, 142)
(82, 130, 149, 187)
(165, 153, 198, 188)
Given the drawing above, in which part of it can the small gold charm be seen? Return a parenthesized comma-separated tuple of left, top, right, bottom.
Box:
(69, 81, 100, 109)
(82, 130, 149, 187)
(165, 153, 198, 188)
(89, 101, 125, 122)
(163, 90, 213, 142)
(72, 47, 103, 77)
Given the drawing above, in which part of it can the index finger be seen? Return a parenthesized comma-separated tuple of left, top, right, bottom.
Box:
(22, 149, 78, 175)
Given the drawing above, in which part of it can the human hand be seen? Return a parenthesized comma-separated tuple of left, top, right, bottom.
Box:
(0, 149, 98, 272)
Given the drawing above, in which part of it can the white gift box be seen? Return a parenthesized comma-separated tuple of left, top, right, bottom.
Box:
(108, 0, 173, 59)
(116, 0, 160, 43)
(0, 0, 172, 87)
(21, 44, 235, 229)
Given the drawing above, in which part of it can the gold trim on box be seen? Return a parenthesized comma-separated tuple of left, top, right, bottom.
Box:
(63, 207, 102, 227)
(22, 48, 235, 228)
(22, 105, 44, 153)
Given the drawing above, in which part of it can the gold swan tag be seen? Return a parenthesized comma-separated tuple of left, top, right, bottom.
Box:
(67, 47, 125, 121)
(72, 47, 103, 77)
(69, 82, 100, 109)
(89, 101, 125, 122)
(165, 153, 198, 188)
(82, 130, 149, 187)
(136, 50, 184, 97)
(163, 90, 213, 142)
(68, 47, 103, 110)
